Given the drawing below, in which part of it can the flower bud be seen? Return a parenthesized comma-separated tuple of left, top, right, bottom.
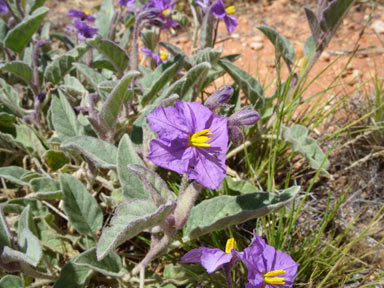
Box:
(204, 85, 234, 110)
(228, 109, 260, 127)
(229, 126, 244, 146)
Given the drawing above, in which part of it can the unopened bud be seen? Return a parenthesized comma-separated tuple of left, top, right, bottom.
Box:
(228, 109, 260, 127)
(229, 126, 244, 146)
(204, 85, 233, 110)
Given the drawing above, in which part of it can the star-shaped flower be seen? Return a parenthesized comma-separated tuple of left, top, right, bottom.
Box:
(67, 9, 95, 22)
(239, 233, 299, 288)
(211, 0, 238, 34)
(0, 0, 8, 14)
(147, 100, 228, 189)
(147, 0, 178, 29)
(181, 238, 238, 273)
(72, 19, 98, 40)
(141, 47, 169, 66)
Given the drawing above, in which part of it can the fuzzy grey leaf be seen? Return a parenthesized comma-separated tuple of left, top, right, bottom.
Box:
(219, 59, 265, 108)
(30, 177, 62, 199)
(61, 136, 117, 168)
(4, 7, 49, 53)
(0, 61, 33, 83)
(73, 248, 123, 277)
(0, 206, 12, 249)
(44, 44, 89, 85)
(98, 71, 140, 131)
(60, 174, 103, 235)
(97, 199, 176, 260)
(117, 135, 149, 200)
(184, 187, 300, 240)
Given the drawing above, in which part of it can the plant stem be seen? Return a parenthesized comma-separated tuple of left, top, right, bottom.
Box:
(223, 266, 233, 288)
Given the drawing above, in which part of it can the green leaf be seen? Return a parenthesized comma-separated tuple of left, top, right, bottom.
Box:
(141, 55, 184, 106)
(0, 18, 8, 41)
(60, 174, 103, 235)
(73, 248, 123, 277)
(1, 228, 42, 267)
(0, 206, 12, 249)
(60, 75, 87, 97)
(219, 59, 264, 108)
(304, 8, 322, 43)
(0, 275, 23, 288)
(257, 25, 295, 67)
(224, 177, 255, 194)
(73, 63, 107, 96)
(25, 0, 46, 15)
(53, 262, 93, 288)
(97, 199, 176, 260)
(30, 177, 62, 199)
(97, 80, 117, 93)
(98, 71, 140, 131)
(18, 205, 38, 238)
(88, 37, 129, 75)
(320, 0, 354, 33)
(0, 166, 30, 186)
(61, 136, 117, 168)
(163, 62, 211, 99)
(51, 91, 82, 140)
(117, 135, 149, 200)
(281, 124, 330, 172)
(43, 150, 69, 171)
(184, 186, 300, 240)
(44, 44, 88, 85)
(128, 164, 177, 202)
(0, 61, 33, 83)
(304, 35, 316, 60)
(190, 48, 221, 66)
(4, 7, 49, 53)
(95, 0, 114, 39)
(0, 78, 26, 117)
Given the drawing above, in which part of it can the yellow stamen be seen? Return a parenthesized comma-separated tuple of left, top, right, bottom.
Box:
(264, 270, 287, 277)
(225, 238, 236, 254)
(264, 270, 287, 285)
(225, 5, 236, 14)
(189, 129, 213, 148)
(160, 51, 168, 61)
(162, 8, 171, 17)
(84, 10, 91, 15)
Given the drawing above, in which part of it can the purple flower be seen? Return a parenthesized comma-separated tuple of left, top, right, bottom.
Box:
(141, 47, 168, 66)
(0, 0, 8, 14)
(196, 0, 211, 10)
(211, 0, 238, 34)
(239, 234, 299, 288)
(147, 100, 228, 189)
(119, 0, 135, 6)
(181, 238, 238, 273)
(72, 19, 98, 40)
(67, 9, 95, 22)
(147, 0, 178, 29)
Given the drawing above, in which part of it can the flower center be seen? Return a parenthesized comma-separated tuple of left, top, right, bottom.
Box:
(264, 270, 287, 285)
(225, 238, 236, 253)
(160, 51, 168, 61)
(162, 8, 171, 17)
(84, 10, 91, 15)
(225, 5, 236, 14)
(189, 129, 212, 148)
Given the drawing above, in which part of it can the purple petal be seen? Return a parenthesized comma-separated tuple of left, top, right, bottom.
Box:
(273, 251, 299, 287)
(211, 0, 226, 18)
(147, 139, 193, 175)
(146, 105, 189, 141)
(141, 47, 164, 66)
(175, 100, 214, 133)
(205, 113, 228, 156)
(0, 0, 8, 14)
(188, 149, 226, 189)
(119, 0, 136, 7)
(180, 247, 204, 263)
(67, 9, 95, 22)
(200, 248, 232, 273)
(224, 14, 238, 34)
(72, 19, 98, 40)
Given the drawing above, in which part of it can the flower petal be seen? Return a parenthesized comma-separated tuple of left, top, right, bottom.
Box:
(200, 248, 232, 273)
(180, 247, 204, 263)
(147, 139, 193, 174)
(147, 105, 189, 140)
(224, 14, 238, 34)
(211, 0, 226, 18)
(188, 149, 226, 189)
